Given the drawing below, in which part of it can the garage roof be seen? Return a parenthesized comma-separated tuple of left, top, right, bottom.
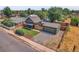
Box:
(42, 22, 60, 28)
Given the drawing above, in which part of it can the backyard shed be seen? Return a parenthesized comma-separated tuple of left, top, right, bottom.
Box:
(42, 22, 60, 34)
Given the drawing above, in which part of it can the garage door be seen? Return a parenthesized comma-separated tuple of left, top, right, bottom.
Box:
(43, 27, 57, 34)
(26, 24, 33, 28)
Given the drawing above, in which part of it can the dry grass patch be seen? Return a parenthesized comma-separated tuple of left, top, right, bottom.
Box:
(58, 26, 79, 52)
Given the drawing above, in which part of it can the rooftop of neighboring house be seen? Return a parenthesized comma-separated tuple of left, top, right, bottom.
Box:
(42, 22, 61, 28)
(26, 14, 41, 23)
(11, 17, 26, 24)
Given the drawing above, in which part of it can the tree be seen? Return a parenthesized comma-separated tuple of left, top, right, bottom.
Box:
(34, 8, 48, 20)
(3, 7, 12, 17)
(41, 8, 48, 19)
(48, 12, 61, 22)
(27, 8, 32, 15)
(34, 11, 47, 19)
(48, 7, 63, 22)
(20, 12, 27, 17)
(35, 11, 44, 19)
(41, 8, 46, 11)
(63, 8, 70, 15)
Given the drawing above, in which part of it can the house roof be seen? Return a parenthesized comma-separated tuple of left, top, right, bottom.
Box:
(11, 17, 26, 23)
(27, 15, 41, 23)
(42, 22, 60, 28)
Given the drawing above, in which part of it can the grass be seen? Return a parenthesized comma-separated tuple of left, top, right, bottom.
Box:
(18, 28, 39, 37)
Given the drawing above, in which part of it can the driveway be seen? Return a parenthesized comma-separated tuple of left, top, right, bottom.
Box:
(33, 31, 64, 45)
(0, 31, 37, 52)
(33, 31, 53, 44)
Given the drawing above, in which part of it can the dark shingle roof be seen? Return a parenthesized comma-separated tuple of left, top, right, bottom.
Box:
(42, 22, 60, 28)
(27, 15, 41, 23)
(11, 17, 26, 23)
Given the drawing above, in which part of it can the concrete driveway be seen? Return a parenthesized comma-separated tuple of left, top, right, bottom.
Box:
(0, 31, 37, 52)
(33, 31, 64, 45)
(33, 31, 53, 44)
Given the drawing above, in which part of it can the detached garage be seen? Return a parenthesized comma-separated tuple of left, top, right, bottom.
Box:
(42, 22, 60, 34)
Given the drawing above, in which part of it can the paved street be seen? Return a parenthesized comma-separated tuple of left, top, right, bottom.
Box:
(0, 31, 37, 52)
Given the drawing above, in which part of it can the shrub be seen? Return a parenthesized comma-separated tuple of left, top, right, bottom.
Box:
(1, 19, 15, 27)
(15, 29, 24, 36)
(71, 17, 79, 26)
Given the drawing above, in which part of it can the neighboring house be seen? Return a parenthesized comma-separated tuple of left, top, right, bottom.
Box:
(25, 15, 43, 30)
(0, 14, 5, 19)
(11, 17, 26, 24)
(11, 14, 16, 17)
(11, 17, 26, 29)
(42, 22, 60, 34)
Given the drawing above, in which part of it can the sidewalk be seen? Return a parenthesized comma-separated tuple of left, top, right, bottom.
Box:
(0, 27, 55, 52)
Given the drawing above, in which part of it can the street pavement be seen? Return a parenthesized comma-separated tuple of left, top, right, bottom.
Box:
(0, 31, 37, 52)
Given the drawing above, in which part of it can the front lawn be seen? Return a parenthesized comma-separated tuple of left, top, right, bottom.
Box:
(16, 28, 39, 37)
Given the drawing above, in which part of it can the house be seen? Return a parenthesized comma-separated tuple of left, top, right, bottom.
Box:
(11, 17, 26, 24)
(0, 13, 5, 19)
(11, 17, 26, 29)
(25, 15, 43, 30)
(25, 15, 60, 34)
(11, 14, 16, 17)
(42, 22, 60, 34)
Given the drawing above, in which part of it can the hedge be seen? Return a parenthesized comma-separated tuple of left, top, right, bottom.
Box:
(15, 29, 24, 36)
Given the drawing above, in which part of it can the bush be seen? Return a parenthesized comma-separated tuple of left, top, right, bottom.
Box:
(1, 19, 15, 27)
(71, 17, 79, 26)
(15, 29, 24, 36)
